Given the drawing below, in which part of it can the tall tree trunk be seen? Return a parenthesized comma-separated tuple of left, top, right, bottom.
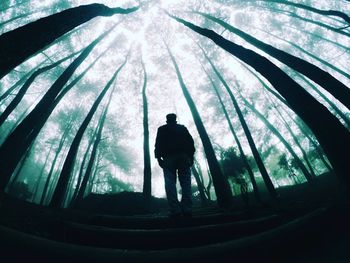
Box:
(194, 12, 350, 110)
(5, 141, 34, 190)
(172, 16, 350, 192)
(0, 28, 113, 192)
(296, 73, 350, 129)
(50, 56, 127, 208)
(141, 59, 152, 200)
(31, 142, 54, 202)
(255, 0, 350, 24)
(0, 51, 80, 127)
(70, 129, 97, 204)
(72, 69, 119, 207)
(0, 3, 138, 79)
(165, 43, 233, 208)
(0, 61, 44, 104)
(259, 28, 350, 81)
(285, 24, 350, 52)
(40, 117, 75, 205)
(263, 6, 350, 38)
(199, 46, 278, 199)
(201, 64, 261, 202)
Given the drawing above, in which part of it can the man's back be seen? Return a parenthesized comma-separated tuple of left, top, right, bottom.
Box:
(155, 123, 195, 159)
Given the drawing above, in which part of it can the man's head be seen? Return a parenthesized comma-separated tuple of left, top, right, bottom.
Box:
(166, 113, 177, 124)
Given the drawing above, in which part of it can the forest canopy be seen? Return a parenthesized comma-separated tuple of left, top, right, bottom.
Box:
(0, 0, 349, 208)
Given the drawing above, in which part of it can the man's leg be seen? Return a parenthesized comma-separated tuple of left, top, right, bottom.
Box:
(163, 167, 181, 216)
(178, 167, 192, 216)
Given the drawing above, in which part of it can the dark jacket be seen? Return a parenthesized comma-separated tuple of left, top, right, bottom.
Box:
(154, 123, 195, 159)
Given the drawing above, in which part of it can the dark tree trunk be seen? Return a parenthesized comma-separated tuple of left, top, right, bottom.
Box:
(141, 59, 152, 201)
(50, 57, 127, 208)
(0, 3, 138, 79)
(200, 48, 278, 199)
(195, 12, 350, 110)
(172, 16, 350, 192)
(165, 43, 233, 208)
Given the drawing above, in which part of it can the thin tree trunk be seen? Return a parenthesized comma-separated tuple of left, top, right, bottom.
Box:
(239, 60, 334, 171)
(259, 28, 350, 81)
(255, 0, 350, 24)
(0, 62, 44, 104)
(31, 142, 54, 202)
(141, 59, 152, 200)
(0, 51, 80, 126)
(260, 6, 350, 38)
(50, 56, 127, 208)
(238, 92, 315, 182)
(70, 129, 97, 204)
(40, 117, 75, 205)
(0, 3, 138, 79)
(172, 16, 350, 191)
(194, 12, 350, 110)
(165, 42, 233, 208)
(271, 100, 317, 178)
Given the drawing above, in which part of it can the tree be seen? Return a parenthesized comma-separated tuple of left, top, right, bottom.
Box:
(141, 58, 152, 201)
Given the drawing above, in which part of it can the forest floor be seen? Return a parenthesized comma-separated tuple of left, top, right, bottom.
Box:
(0, 172, 349, 262)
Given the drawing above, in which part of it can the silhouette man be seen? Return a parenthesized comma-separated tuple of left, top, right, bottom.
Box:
(155, 113, 195, 217)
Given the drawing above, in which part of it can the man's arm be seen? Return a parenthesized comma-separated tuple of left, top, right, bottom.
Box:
(154, 128, 164, 168)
